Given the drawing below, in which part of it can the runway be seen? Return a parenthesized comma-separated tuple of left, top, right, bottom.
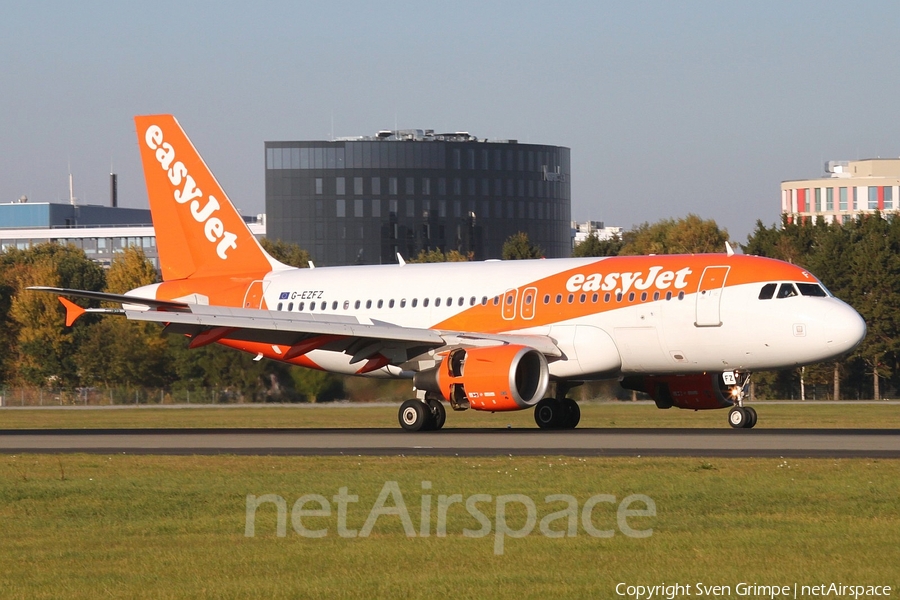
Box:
(1, 427, 898, 457)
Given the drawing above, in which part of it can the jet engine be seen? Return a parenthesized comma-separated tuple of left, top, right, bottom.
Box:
(413, 344, 549, 412)
(620, 373, 739, 410)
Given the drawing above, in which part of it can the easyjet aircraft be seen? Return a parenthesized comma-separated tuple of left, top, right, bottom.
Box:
(33, 115, 866, 431)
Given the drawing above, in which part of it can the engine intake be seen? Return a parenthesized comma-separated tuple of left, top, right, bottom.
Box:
(414, 345, 549, 412)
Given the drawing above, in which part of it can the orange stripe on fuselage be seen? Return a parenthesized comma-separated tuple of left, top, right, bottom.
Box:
(433, 254, 813, 333)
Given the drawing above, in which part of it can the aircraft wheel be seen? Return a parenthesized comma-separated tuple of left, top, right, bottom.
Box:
(562, 398, 581, 429)
(426, 398, 446, 430)
(728, 406, 747, 429)
(399, 399, 429, 432)
(535, 398, 563, 430)
(744, 406, 758, 429)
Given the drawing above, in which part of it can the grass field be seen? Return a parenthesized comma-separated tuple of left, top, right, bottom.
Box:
(1, 401, 898, 430)
(2, 404, 898, 598)
(1, 454, 898, 599)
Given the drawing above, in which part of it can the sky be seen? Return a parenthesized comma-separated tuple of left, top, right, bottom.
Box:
(2, 1, 900, 244)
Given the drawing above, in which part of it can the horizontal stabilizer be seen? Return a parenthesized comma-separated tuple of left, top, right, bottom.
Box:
(28, 286, 189, 311)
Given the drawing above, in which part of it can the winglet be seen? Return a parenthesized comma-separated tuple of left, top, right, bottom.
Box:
(725, 241, 735, 257)
(58, 297, 86, 327)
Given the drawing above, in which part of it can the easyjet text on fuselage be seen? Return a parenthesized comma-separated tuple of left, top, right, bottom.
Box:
(566, 266, 692, 296)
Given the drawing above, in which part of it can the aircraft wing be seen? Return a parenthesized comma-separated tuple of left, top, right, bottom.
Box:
(126, 304, 562, 371)
(32, 287, 561, 372)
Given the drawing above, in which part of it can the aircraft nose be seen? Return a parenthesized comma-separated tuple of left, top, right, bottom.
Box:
(824, 303, 866, 354)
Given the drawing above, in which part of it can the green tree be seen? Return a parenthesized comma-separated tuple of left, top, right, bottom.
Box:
(75, 247, 172, 389)
(842, 214, 900, 399)
(502, 232, 543, 260)
(409, 248, 473, 263)
(2, 244, 105, 387)
(621, 214, 730, 255)
(572, 233, 624, 257)
(261, 238, 311, 268)
(106, 246, 158, 294)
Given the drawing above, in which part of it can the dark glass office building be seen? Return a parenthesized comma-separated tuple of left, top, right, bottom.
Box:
(265, 130, 570, 266)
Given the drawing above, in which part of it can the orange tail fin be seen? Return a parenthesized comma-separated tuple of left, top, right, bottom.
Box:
(134, 115, 278, 281)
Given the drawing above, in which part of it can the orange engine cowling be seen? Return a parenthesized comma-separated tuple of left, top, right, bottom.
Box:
(413, 345, 549, 412)
(620, 373, 737, 410)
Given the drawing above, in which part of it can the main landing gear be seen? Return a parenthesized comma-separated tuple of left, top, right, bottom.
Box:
(534, 382, 582, 430)
(398, 398, 446, 432)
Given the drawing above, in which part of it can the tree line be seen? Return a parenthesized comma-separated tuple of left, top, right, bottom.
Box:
(0, 240, 343, 402)
(0, 217, 890, 402)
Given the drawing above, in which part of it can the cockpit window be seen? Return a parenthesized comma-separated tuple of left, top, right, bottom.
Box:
(776, 283, 798, 299)
(758, 283, 776, 300)
(797, 283, 827, 297)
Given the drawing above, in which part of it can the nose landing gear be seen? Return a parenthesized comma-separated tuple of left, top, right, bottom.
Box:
(725, 371, 757, 429)
(728, 405, 758, 429)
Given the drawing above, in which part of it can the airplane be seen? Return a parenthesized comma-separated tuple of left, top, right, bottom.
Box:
(32, 114, 867, 431)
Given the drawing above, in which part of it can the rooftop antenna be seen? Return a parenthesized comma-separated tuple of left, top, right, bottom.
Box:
(68, 162, 77, 206)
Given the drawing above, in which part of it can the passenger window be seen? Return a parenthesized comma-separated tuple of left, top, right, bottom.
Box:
(412, 298, 418, 308)
(677, 291, 684, 300)
(556, 294, 562, 304)
(653, 291, 659, 301)
(469, 297, 476, 306)
(287, 302, 293, 311)
(567, 294, 574, 304)
(377, 300, 383, 308)
(592, 293, 598, 303)
(641, 292, 647, 302)
(797, 283, 827, 297)
(777, 283, 798, 299)
(579, 293, 586, 303)
(366, 300, 372, 309)
(332, 301, 338, 310)
(399, 299, 406, 308)
(666, 291, 672, 301)
(423, 298, 430, 307)
(492, 296, 500, 306)
(758, 283, 777, 300)
(389, 299, 395, 308)
(628, 292, 635, 302)
(543, 294, 550, 304)
(525, 294, 533, 305)
(447, 297, 453, 306)
(604, 293, 611, 303)
(277, 303, 283, 311)
(481, 297, 488, 305)
(355, 300, 361, 309)
(436, 298, 441, 307)
(343, 301, 350, 310)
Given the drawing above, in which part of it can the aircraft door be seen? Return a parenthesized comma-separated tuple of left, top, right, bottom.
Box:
(695, 266, 729, 327)
(520, 287, 537, 320)
(243, 280, 269, 309)
(502, 289, 518, 320)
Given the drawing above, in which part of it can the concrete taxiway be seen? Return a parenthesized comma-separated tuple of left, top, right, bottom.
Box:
(0, 427, 898, 457)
